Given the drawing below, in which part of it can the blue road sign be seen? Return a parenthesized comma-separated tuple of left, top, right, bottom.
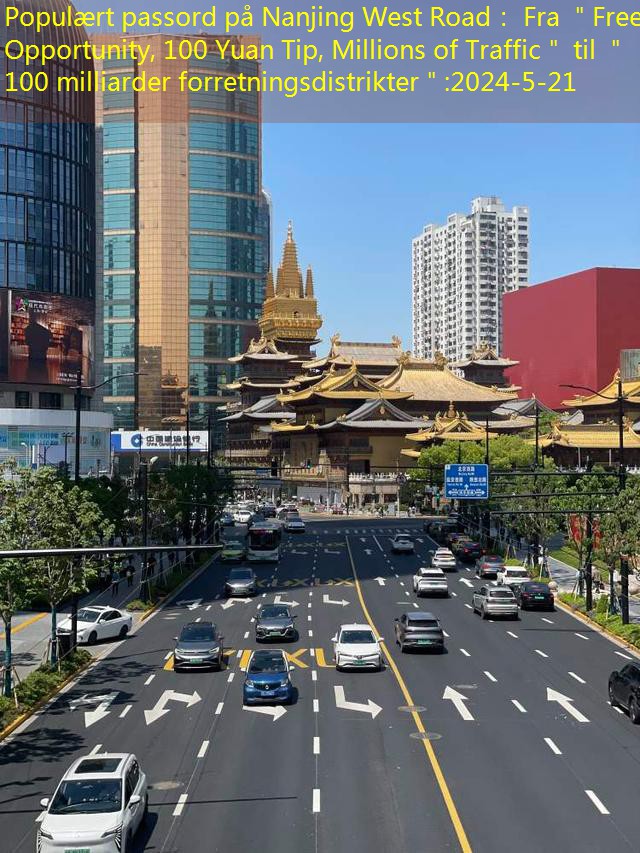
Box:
(444, 464, 489, 500)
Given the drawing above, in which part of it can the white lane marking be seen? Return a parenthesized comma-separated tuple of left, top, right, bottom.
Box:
(442, 630, 450, 638)
(312, 789, 321, 813)
(541, 617, 554, 624)
(308, 602, 312, 608)
(313, 737, 320, 755)
(464, 603, 473, 610)
(484, 671, 497, 682)
(585, 790, 609, 815)
(459, 648, 471, 657)
(144, 674, 155, 686)
(313, 699, 319, 713)
(405, 591, 410, 596)
(507, 631, 518, 639)
(615, 651, 632, 660)
(236, 649, 242, 658)
(373, 536, 384, 552)
(399, 581, 405, 587)
(244, 631, 249, 639)
(568, 671, 586, 684)
(250, 617, 255, 623)
(119, 704, 132, 719)
(312, 670, 317, 681)
(412, 603, 419, 608)
(164, 651, 172, 660)
(310, 648, 315, 657)
(173, 794, 188, 817)
(308, 615, 312, 621)
(195, 617, 201, 623)
(309, 590, 313, 597)
(511, 699, 527, 713)
(451, 591, 457, 597)
(544, 737, 562, 755)
(227, 672, 235, 683)
(575, 633, 590, 641)
(535, 649, 549, 658)
(197, 740, 209, 758)
(89, 744, 102, 755)
(206, 605, 211, 612)
(308, 629, 313, 637)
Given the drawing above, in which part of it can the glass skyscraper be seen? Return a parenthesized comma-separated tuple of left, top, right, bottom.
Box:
(94, 36, 268, 436)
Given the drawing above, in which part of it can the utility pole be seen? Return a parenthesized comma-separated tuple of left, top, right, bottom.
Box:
(74, 367, 82, 483)
(584, 511, 594, 611)
(140, 462, 150, 601)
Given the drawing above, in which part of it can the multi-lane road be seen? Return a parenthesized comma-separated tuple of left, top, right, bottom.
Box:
(1, 518, 639, 852)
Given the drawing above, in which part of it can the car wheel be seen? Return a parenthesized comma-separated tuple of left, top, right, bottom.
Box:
(482, 607, 488, 620)
(609, 682, 618, 708)
(630, 696, 640, 724)
(512, 613, 520, 621)
(119, 625, 129, 639)
(87, 630, 98, 645)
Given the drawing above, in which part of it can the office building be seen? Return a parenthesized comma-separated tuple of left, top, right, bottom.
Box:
(94, 34, 268, 441)
(0, 0, 112, 473)
(412, 196, 529, 361)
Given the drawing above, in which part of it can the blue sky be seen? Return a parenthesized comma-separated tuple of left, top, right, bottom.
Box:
(263, 124, 640, 353)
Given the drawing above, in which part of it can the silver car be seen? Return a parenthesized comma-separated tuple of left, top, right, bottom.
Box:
(472, 585, 519, 620)
(256, 604, 298, 641)
(224, 567, 257, 596)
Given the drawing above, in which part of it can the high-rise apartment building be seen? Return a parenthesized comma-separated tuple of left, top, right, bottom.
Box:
(0, 0, 112, 474)
(94, 35, 268, 437)
(412, 196, 529, 361)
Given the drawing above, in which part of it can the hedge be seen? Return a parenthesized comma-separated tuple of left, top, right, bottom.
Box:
(558, 593, 640, 653)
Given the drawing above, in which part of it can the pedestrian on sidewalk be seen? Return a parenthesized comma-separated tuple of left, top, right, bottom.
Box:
(110, 568, 120, 597)
(125, 561, 135, 588)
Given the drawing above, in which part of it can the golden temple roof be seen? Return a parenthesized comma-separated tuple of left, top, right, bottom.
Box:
(276, 362, 411, 403)
(302, 334, 404, 370)
(533, 420, 640, 450)
(270, 415, 320, 433)
(229, 336, 297, 363)
(406, 405, 499, 444)
(450, 341, 519, 369)
(562, 370, 640, 408)
(378, 355, 518, 403)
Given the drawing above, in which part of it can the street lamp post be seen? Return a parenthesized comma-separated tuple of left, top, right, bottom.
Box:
(62, 433, 72, 478)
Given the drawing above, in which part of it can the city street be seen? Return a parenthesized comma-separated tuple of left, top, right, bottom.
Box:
(1, 518, 639, 852)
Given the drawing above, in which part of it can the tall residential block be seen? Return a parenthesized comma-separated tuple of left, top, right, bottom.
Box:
(412, 196, 529, 361)
(94, 35, 268, 437)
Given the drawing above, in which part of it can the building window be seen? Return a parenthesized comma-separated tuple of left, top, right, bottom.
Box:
(15, 390, 30, 408)
(39, 392, 61, 409)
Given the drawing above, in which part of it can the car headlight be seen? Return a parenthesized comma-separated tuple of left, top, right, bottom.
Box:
(279, 679, 290, 688)
(245, 679, 256, 687)
(207, 647, 220, 655)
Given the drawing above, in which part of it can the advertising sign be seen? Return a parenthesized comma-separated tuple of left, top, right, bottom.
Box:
(111, 431, 208, 453)
(0, 290, 94, 386)
(444, 464, 489, 500)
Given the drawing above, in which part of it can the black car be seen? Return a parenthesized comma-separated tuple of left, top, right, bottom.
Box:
(609, 663, 640, 723)
(394, 611, 445, 653)
(173, 621, 223, 671)
(515, 581, 555, 611)
(456, 540, 483, 563)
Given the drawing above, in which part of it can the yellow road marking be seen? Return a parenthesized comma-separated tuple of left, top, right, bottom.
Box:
(164, 654, 174, 671)
(315, 648, 333, 668)
(0, 611, 47, 640)
(286, 648, 309, 669)
(239, 649, 252, 670)
(345, 535, 472, 853)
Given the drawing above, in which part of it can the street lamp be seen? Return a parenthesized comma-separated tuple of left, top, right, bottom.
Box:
(561, 378, 629, 622)
(139, 455, 159, 602)
(62, 433, 72, 478)
(20, 441, 29, 469)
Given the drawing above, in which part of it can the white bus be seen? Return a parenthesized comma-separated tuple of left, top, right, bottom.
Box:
(247, 522, 282, 562)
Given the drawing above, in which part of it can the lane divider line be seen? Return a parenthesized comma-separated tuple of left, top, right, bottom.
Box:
(173, 794, 188, 817)
(312, 788, 321, 813)
(544, 737, 562, 755)
(144, 674, 155, 686)
(197, 740, 209, 758)
(511, 699, 527, 713)
(484, 671, 497, 683)
(568, 671, 586, 684)
(215, 702, 224, 715)
(585, 790, 609, 815)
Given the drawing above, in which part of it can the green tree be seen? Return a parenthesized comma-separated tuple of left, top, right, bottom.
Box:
(73, 475, 134, 543)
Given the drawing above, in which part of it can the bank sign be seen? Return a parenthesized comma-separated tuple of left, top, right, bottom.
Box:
(111, 431, 208, 452)
(444, 464, 489, 500)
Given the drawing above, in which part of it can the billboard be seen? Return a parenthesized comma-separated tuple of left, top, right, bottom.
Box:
(0, 290, 94, 386)
(111, 431, 208, 453)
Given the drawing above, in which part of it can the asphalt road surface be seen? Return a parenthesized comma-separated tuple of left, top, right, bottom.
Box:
(1, 519, 639, 852)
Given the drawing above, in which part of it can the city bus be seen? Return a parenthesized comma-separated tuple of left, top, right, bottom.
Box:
(246, 522, 282, 562)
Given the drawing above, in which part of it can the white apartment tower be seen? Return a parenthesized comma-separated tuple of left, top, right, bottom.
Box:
(412, 196, 529, 361)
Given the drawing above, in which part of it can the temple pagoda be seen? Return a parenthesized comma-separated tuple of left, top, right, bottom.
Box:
(450, 341, 520, 390)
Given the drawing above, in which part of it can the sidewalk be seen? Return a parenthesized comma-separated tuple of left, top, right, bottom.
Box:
(0, 548, 188, 681)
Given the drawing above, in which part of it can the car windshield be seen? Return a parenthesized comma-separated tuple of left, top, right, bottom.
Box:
(179, 624, 216, 642)
(229, 570, 252, 580)
(489, 590, 515, 599)
(76, 609, 101, 623)
(260, 606, 290, 620)
(225, 542, 243, 550)
(248, 652, 287, 673)
(49, 779, 122, 814)
(507, 569, 529, 578)
(523, 583, 548, 593)
(484, 556, 504, 564)
(396, 536, 411, 542)
(341, 630, 375, 644)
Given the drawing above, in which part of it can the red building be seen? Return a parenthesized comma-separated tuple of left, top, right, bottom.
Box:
(503, 268, 640, 409)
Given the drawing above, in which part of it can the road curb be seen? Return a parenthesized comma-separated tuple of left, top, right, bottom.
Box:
(0, 657, 92, 744)
(555, 598, 640, 660)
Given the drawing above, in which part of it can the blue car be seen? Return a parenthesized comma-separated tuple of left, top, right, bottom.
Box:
(243, 649, 294, 705)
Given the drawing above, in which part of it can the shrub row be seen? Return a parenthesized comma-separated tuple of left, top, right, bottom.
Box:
(558, 593, 640, 651)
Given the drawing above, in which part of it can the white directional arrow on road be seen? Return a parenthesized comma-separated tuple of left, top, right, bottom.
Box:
(144, 690, 201, 725)
(375, 577, 386, 586)
(322, 594, 349, 607)
(360, 538, 366, 543)
(325, 549, 341, 555)
(443, 686, 474, 721)
(220, 597, 252, 610)
(274, 594, 300, 608)
(290, 550, 309, 555)
(69, 692, 119, 727)
(546, 688, 590, 723)
(243, 705, 287, 721)
(334, 685, 382, 719)
(459, 578, 474, 588)
(364, 549, 372, 555)
(176, 598, 202, 610)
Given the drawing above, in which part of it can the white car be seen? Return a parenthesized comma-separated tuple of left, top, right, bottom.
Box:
(235, 509, 253, 524)
(431, 548, 457, 572)
(391, 534, 415, 554)
(332, 623, 383, 671)
(38, 753, 147, 853)
(57, 606, 132, 645)
(284, 514, 306, 533)
(497, 566, 530, 589)
(413, 567, 449, 597)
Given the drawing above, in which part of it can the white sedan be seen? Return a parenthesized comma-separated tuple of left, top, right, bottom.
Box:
(391, 534, 415, 554)
(57, 606, 132, 645)
(413, 567, 449, 597)
(38, 753, 147, 853)
(496, 566, 531, 589)
(284, 516, 306, 533)
(431, 548, 457, 572)
(332, 624, 383, 671)
(235, 509, 253, 524)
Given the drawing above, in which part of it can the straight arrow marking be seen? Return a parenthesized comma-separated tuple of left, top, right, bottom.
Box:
(375, 577, 386, 586)
(547, 688, 589, 723)
(443, 686, 474, 721)
(334, 685, 382, 719)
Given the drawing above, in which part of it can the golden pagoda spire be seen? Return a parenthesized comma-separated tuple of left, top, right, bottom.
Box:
(276, 220, 303, 297)
(305, 265, 314, 298)
(265, 269, 274, 299)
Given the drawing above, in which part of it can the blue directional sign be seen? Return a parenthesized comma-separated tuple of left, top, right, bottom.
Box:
(444, 464, 489, 500)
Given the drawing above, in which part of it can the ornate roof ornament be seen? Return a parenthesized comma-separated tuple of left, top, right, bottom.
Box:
(433, 351, 447, 368)
(391, 334, 402, 348)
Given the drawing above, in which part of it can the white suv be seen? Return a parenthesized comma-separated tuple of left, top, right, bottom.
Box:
(413, 567, 449, 597)
(38, 753, 147, 852)
(497, 566, 530, 589)
(431, 548, 457, 572)
(391, 534, 415, 554)
(332, 624, 383, 671)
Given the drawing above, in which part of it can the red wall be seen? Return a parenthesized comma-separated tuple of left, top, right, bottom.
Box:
(503, 268, 640, 409)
